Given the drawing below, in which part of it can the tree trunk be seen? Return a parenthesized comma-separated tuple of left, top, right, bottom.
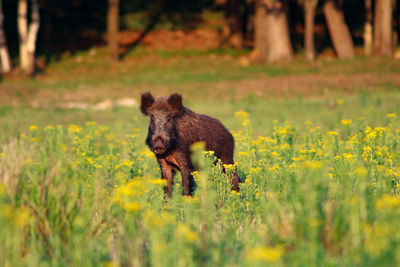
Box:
(254, 0, 293, 63)
(0, 0, 12, 73)
(374, 0, 394, 56)
(323, 0, 355, 58)
(107, 0, 119, 60)
(380, 0, 393, 56)
(364, 0, 373, 55)
(223, 0, 243, 48)
(26, 0, 39, 75)
(18, 0, 28, 70)
(304, 0, 318, 61)
(18, 0, 40, 75)
(374, 0, 383, 52)
(394, 0, 398, 48)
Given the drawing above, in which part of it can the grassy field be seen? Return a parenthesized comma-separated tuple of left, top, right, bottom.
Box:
(1, 51, 400, 266)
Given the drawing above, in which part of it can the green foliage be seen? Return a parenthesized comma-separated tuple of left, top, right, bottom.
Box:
(0, 51, 399, 265)
(1, 108, 400, 265)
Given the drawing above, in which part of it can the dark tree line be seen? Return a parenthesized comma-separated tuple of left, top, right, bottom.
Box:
(0, 0, 399, 75)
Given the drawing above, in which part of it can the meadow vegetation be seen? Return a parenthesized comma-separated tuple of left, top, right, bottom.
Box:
(1, 53, 400, 266)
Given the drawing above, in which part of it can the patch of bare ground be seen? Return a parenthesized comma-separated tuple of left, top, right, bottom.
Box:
(141, 72, 400, 101)
(119, 29, 221, 51)
(0, 83, 36, 106)
(215, 73, 400, 99)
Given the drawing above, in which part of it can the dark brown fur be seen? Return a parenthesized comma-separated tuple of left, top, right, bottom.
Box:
(140, 92, 240, 197)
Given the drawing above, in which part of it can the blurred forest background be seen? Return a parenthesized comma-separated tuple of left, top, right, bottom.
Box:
(0, 0, 399, 76)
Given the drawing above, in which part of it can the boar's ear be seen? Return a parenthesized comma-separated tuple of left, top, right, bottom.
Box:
(167, 93, 183, 115)
(140, 92, 155, 115)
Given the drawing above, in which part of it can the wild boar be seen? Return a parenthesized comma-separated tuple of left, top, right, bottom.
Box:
(140, 92, 240, 197)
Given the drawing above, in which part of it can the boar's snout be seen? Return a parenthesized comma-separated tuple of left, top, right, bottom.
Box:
(152, 136, 167, 155)
(153, 145, 166, 155)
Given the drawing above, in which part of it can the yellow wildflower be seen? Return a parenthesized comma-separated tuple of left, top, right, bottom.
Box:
(354, 166, 368, 176)
(71, 161, 80, 168)
(223, 164, 236, 173)
(29, 125, 38, 132)
(85, 121, 96, 126)
(143, 210, 161, 227)
(385, 168, 394, 176)
(374, 127, 386, 135)
(278, 128, 287, 135)
(68, 124, 82, 133)
(258, 136, 277, 144)
(14, 206, 30, 227)
(363, 146, 372, 152)
(328, 131, 338, 136)
(375, 194, 400, 209)
(304, 160, 322, 170)
(250, 167, 261, 174)
(246, 246, 284, 262)
(190, 141, 205, 152)
(235, 110, 249, 120)
(235, 110, 250, 126)
(59, 144, 67, 152)
(99, 126, 109, 132)
(149, 179, 167, 186)
(183, 196, 199, 204)
(341, 119, 352, 126)
(280, 144, 290, 150)
(106, 134, 114, 141)
(140, 150, 155, 159)
(121, 160, 134, 167)
(176, 222, 198, 242)
(342, 153, 355, 161)
(268, 165, 280, 172)
(271, 151, 279, 157)
(231, 190, 240, 196)
(103, 261, 120, 267)
(123, 202, 141, 212)
(202, 150, 215, 156)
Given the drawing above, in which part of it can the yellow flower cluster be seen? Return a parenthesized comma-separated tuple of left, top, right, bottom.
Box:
(246, 245, 284, 262)
(176, 222, 198, 242)
(375, 194, 400, 210)
(235, 110, 250, 126)
(11, 111, 399, 265)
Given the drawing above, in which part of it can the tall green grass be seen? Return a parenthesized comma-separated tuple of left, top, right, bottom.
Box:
(1, 110, 400, 266)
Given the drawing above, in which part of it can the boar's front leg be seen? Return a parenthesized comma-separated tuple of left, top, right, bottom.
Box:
(171, 153, 195, 196)
(158, 158, 173, 198)
(219, 153, 240, 191)
(180, 165, 195, 196)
